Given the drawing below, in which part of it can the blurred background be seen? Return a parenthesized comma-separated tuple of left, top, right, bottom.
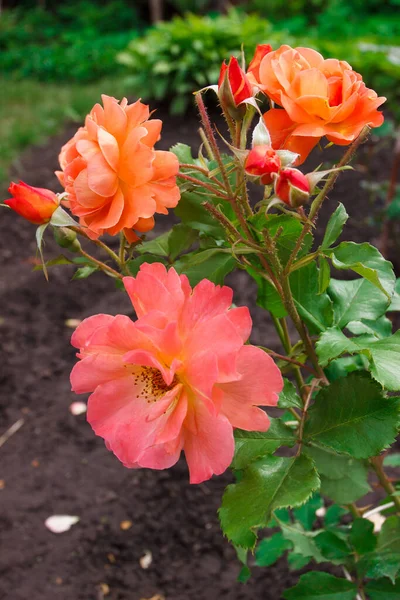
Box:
(1, 0, 399, 179)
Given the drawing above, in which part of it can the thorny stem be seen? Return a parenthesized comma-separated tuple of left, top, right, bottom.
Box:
(195, 94, 233, 196)
(284, 126, 370, 275)
(370, 456, 400, 513)
(342, 568, 365, 600)
(78, 247, 123, 279)
(202, 201, 242, 240)
(280, 275, 329, 384)
(198, 127, 215, 161)
(297, 379, 319, 452)
(119, 232, 126, 268)
(260, 346, 317, 375)
(348, 503, 362, 519)
(262, 226, 328, 384)
(178, 172, 229, 200)
(71, 226, 121, 265)
(275, 316, 307, 402)
(179, 163, 227, 191)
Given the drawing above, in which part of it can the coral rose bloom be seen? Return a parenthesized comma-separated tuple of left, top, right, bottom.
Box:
(248, 45, 386, 163)
(56, 95, 180, 240)
(70, 263, 283, 483)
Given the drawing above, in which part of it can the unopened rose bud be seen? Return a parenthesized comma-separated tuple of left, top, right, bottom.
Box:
(247, 44, 273, 83)
(53, 227, 81, 252)
(274, 168, 310, 207)
(245, 145, 281, 184)
(218, 57, 253, 120)
(4, 181, 59, 224)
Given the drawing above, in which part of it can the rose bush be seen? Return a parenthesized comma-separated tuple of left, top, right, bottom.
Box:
(4, 41, 400, 599)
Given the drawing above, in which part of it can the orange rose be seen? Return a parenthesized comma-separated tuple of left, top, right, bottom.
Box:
(56, 95, 180, 240)
(4, 181, 59, 224)
(247, 45, 386, 163)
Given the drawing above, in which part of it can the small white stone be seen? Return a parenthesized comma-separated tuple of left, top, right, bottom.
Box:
(316, 507, 326, 518)
(65, 318, 82, 328)
(366, 513, 386, 533)
(139, 550, 153, 569)
(45, 515, 79, 533)
(69, 402, 87, 416)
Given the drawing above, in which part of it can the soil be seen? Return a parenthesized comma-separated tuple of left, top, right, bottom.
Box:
(0, 106, 398, 600)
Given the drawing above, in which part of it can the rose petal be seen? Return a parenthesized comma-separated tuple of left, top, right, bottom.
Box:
(45, 515, 79, 534)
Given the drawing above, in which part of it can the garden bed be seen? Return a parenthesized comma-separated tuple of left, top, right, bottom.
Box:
(0, 107, 398, 600)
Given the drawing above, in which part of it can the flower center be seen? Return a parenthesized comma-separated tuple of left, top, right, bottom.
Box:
(133, 366, 178, 403)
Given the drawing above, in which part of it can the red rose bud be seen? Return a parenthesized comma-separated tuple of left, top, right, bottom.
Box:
(274, 168, 310, 207)
(218, 56, 253, 119)
(247, 44, 273, 83)
(4, 181, 59, 224)
(245, 145, 281, 185)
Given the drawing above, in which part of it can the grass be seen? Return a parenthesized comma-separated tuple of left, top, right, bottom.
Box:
(0, 77, 129, 185)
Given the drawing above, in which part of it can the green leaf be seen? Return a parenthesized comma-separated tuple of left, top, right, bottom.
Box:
(136, 231, 170, 257)
(365, 578, 400, 599)
(327, 242, 395, 300)
(49, 205, 79, 227)
(304, 446, 370, 504)
(255, 533, 292, 567)
(324, 355, 369, 383)
(174, 248, 235, 286)
(279, 521, 325, 563)
(329, 278, 390, 328)
(174, 190, 226, 239)
(321, 474, 370, 505)
(321, 203, 348, 249)
(33, 254, 74, 270)
(283, 572, 357, 600)
(350, 518, 377, 554)
(126, 254, 165, 276)
(318, 256, 331, 295)
(219, 454, 320, 548)
(35, 222, 49, 280)
(316, 327, 360, 367)
(232, 420, 296, 471)
(72, 265, 98, 279)
(387, 194, 400, 219)
(237, 565, 251, 583)
(278, 379, 303, 410)
(324, 505, 348, 527)
(287, 553, 310, 570)
(314, 531, 351, 562)
(388, 279, 400, 312)
(137, 224, 197, 260)
(354, 330, 400, 391)
(303, 372, 400, 459)
(317, 327, 400, 389)
(260, 213, 312, 264)
(235, 546, 251, 582)
(290, 262, 333, 334)
(170, 143, 195, 164)
(358, 516, 400, 583)
(250, 268, 287, 318)
(346, 316, 392, 339)
(168, 223, 197, 260)
(384, 453, 400, 467)
(293, 493, 323, 531)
